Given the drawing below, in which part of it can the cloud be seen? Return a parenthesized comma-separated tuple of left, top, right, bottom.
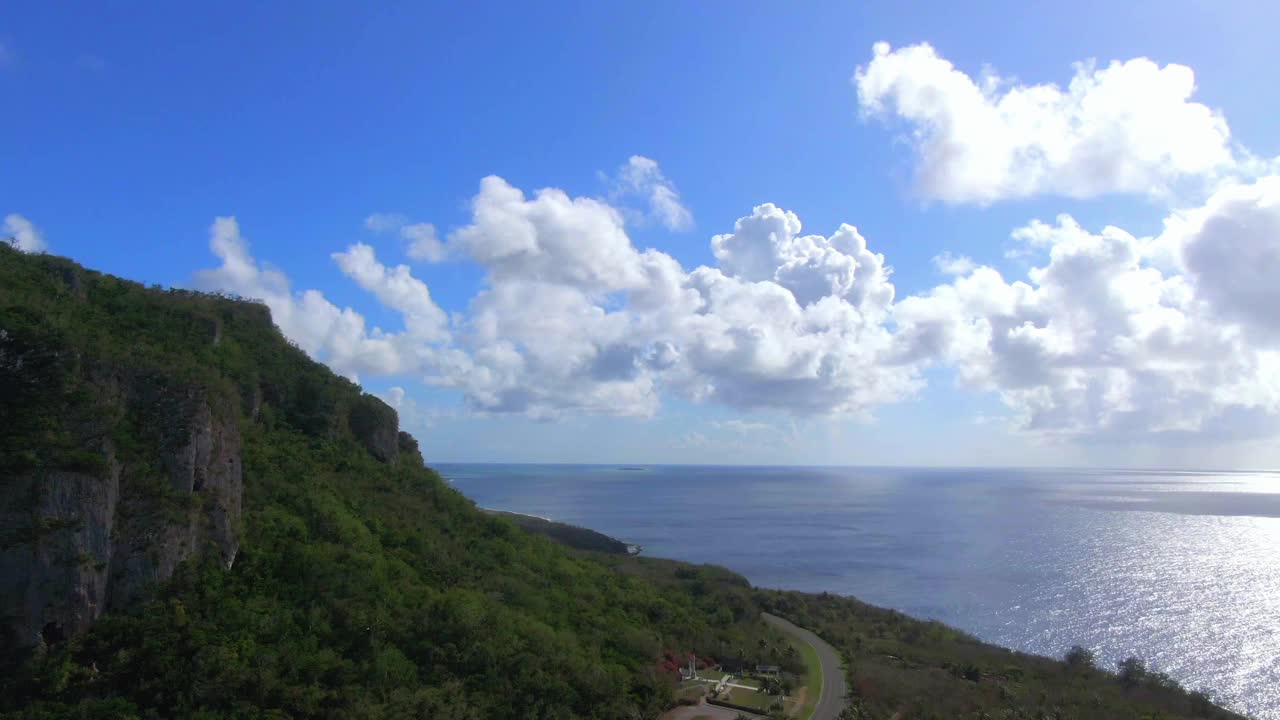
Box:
(611, 155, 694, 231)
(190, 165, 1280, 446)
(364, 213, 447, 262)
(376, 386, 455, 432)
(193, 176, 909, 420)
(855, 42, 1234, 204)
(933, 252, 976, 276)
(364, 213, 408, 232)
(1173, 176, 1280, 344)
(193, 217, 429, 380)
(713, 419, 771, 434)
(711, 203, 894, 311)
(676, 431, 709, 449)
(401, 223, 445, 262)
(3, 214, 46, 252)
(435, 176, 921, 418)
(331, 243, 449, 340)
(451, 175, 649, 291)
(892, 177, 1280, 441)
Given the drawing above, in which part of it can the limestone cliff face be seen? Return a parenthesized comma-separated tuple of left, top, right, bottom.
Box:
(0, 246, 411, 657)
(348, 395, 400, 464)
(0, 361, 242, 653)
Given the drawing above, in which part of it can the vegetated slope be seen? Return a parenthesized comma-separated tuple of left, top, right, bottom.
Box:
(483, 509, 636, 555)
(0, 244, 1245, 720)
(756, 590, 1246, 720)
(0, 245, 781, 719)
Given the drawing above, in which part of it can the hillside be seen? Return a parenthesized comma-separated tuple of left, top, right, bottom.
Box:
(481, 509, 638, 555)
(0, 244, 1246, 719)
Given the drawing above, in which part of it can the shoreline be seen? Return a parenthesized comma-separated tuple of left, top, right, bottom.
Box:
(494, 508, 1250, 719)
(483, 507, 644, 555)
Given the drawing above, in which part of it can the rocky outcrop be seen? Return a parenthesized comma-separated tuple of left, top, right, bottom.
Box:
(397, 431, 424, 467)
(0, 249, 421, 657)
(348, 395, 399, 464)
(0, 362, 242, 654)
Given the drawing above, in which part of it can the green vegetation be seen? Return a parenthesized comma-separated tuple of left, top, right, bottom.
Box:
(0, 246, 1246, 720)
(722, 686, 779, 712)
(483, 509, 634, 555)
(0, 246, 783, 720)
(758, 591, 1243, 720)
(787, 635, 822, 720)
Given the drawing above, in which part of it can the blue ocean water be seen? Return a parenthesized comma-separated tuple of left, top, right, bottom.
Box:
(440, 464, 1280, 719)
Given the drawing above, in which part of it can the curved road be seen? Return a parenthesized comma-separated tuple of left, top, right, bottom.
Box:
(763, 613, 846, 720)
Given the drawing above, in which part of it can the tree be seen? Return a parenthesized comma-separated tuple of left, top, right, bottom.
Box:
(779, 675, 794, 695)
(839, 699, 872, 720)
(1064, 645, 1096, 672)
(1118, 656, 1147, 689)
(1189, 690, 1214, 716)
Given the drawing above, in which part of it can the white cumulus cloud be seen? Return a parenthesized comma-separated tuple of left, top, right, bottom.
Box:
(190, 154, 1280, 447)
(1172, 176, 1280, 344)
(193, 217, 434, 381)
(932, 252, 976, 276)
(332, 243, 450, 341)
(893, 177, 1280, 441)
(610, 155, 694, 231)
(364, 213, 447, 262)
(711, 203, 894, 311)
(4, 214, 46, 253)
(430, 176, 921, 418)
(855, 42, 1235, 204)
(401, 223, 445, 262)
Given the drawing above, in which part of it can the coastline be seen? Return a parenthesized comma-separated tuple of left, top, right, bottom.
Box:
(494, 507, 1250, 720)
(483, 507, 644, 555)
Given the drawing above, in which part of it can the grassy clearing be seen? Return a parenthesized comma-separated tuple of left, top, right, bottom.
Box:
(696, 669, 726, 682)
(724, 687, 780, 711)
(676, 684, 707, 703)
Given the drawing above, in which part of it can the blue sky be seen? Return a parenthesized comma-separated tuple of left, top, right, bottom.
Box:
(5, 2, 1280, 467)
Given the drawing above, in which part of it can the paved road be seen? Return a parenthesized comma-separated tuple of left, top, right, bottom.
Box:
(763, 612, 847, 720)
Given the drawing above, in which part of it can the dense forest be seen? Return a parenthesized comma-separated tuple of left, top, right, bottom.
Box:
(0, 244, 1246, 719)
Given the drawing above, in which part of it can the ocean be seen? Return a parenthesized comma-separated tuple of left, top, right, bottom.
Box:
(440, 464, 1280, 719)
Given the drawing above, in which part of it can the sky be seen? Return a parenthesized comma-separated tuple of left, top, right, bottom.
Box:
(5, 2, 1280, 467)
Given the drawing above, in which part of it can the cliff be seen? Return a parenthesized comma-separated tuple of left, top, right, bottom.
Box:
(0, 246, 407, 657)
(0, 352, 242, 652)
(0, 245, 784, 720)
